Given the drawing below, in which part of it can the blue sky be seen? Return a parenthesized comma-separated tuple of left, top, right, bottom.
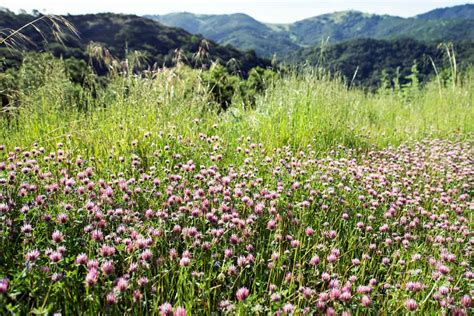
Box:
(1, 0, 473, 23)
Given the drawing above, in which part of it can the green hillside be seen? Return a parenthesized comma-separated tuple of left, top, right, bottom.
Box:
(286, 11, 401, 45)
(0, 10, 271, 75)
(417, 3, 474, 19)
(2, 6, 474, 89)
(287, 11, 474, 45)
(149, 5, 474, 57)
(286, 38, 474, 87)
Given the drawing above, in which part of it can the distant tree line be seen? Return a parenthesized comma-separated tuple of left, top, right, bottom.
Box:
(286, 38, 474, 88)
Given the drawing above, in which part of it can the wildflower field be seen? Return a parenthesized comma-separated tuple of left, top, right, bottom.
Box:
(0, 63, 473, 315)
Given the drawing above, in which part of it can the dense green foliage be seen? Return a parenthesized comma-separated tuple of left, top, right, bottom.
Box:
(201, 64, 277, 111)
(0, 51, 277, 114)
(0, 10, 271, 76)
(149, 5, 474, 57)
(287, 38, 474, 87)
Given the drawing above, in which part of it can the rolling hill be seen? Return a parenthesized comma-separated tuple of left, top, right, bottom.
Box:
(0, 10, 271, 74)
(286, 10, 474, 46)
(416, 3, 474, 20)
(147, 12, 298, 58)
(2, 5, 474, 88)
(148, 4, 474, 58)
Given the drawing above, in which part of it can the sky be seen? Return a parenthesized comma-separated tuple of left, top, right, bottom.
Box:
(1, 0, 473, 23)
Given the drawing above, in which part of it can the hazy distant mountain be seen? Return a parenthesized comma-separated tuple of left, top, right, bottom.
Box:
(285, 11, 403, 46)
(147, 12, 298, 58)
(287, 10, 474, 46)
(148, 5, 474, 58)
(416, 4, 474, 20)
(0, 10, 270, 74)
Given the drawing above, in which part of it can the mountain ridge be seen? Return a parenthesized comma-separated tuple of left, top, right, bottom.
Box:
(416, 3, 474, 20)
(148, 11, 298, 57)
(0, 10, 271, 74)
(147, 4, 474, 57)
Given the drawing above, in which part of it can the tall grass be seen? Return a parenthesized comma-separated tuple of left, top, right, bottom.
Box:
(1, 59, 473, 170)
